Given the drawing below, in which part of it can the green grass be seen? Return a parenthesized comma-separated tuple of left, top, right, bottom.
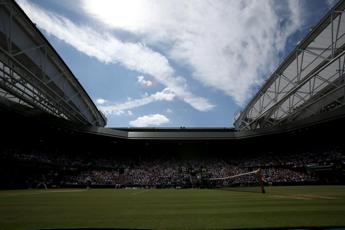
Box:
(0, 186, 345, 229)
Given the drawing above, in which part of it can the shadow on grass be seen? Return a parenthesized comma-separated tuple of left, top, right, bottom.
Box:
(34, 227, 345, 230)
(35, 228, 151, 230)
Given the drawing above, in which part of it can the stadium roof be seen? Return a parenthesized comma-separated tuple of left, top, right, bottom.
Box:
(234, 0, 345, 130)
(0, 0, 106, 127)
(2, 85, 345, 141)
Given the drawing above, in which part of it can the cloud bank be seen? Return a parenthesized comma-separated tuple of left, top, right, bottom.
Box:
(97, 88, 175, 116)
(17, 0, 214, 112)
(137, 75, 152, 87)
(129, 114, 169, 127)
(82, 0, 303, 105)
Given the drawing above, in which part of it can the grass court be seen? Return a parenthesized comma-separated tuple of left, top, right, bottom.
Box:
(0, 186, 345, 229)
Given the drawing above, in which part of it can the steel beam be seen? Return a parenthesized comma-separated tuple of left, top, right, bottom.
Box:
(235, 1, 345, 130)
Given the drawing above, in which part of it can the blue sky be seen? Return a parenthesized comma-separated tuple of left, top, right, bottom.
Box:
(17, 0, 338, 127)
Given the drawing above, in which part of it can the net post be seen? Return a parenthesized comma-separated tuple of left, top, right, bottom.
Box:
(256, 168, 266, 194)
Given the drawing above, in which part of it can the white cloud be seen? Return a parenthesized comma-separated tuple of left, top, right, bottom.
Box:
(129, 114, 169, 127)
(96, 98, 107, 105)
(166, 108, 173, 113)
(17, 0, 214, 112)
(82, 0, 303, 105)
(137, 75, 152, 87)
(151, 88, 175, 101)
(98, 88, 175, 115)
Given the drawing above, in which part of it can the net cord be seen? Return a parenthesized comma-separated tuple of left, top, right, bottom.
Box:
(209, 169, 259, 181)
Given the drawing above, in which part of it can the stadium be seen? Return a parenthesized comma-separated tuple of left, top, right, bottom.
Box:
(0, 0, 345, 229)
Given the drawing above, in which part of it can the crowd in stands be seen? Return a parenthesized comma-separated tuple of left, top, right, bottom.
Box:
(63, 163, 316, 187)
(1, 146, 344, 188)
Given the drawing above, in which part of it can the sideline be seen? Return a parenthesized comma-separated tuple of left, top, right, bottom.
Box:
(0, 189, 86, 197)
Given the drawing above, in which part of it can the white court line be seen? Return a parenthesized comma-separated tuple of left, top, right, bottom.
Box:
(0, 189, 86, 197)
(270, 194, 338, 200)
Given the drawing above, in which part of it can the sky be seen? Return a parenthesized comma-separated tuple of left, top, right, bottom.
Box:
(16, 0, 339, 127)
